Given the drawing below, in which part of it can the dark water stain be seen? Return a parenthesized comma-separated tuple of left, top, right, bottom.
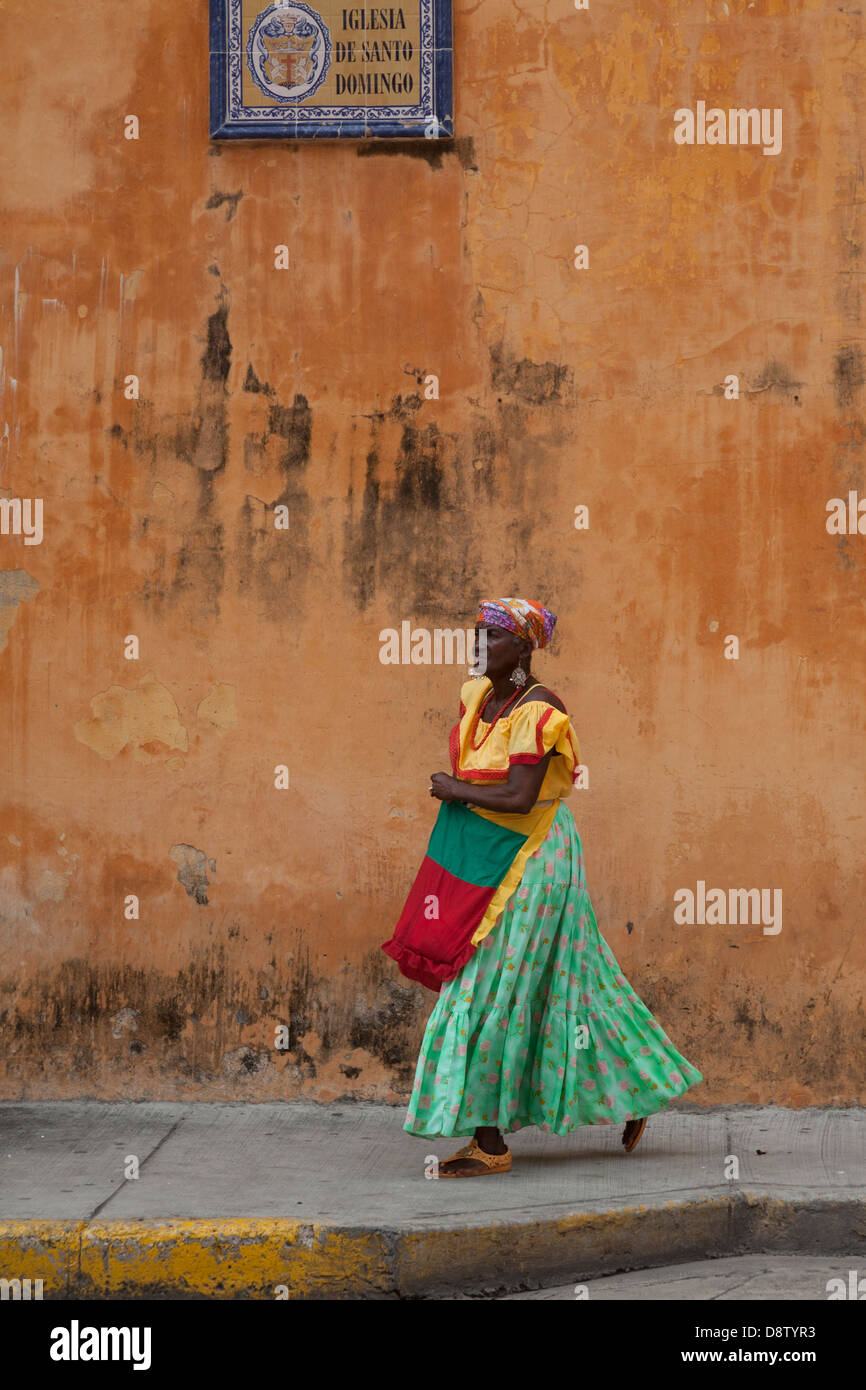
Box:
(343, 403, 475, 618)
(205, 189, 244, 222)
(110, 291, 232, 618)
(283, 927, 316, 1054)
(243, 363, 275, 395)
(489, 342, 575, 407)
(834, 345, 864, 409)
(469, 418, 497, 502)
(342, 347, 576, 615)
(0, 942, 862, 1098)
(356, 136, 477, 171)
(350, 948, 425, 1086)
(155, 1001, 186, 1042)
(168, 294, 231, 613)
(748, 360, 804, 399)
(236, 392, 313, 618)
(732, 996, 784, 1048)
(834, 535, 856, 570)
(344, 448, 380, 611)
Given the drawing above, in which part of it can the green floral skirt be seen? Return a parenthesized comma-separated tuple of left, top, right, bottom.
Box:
(404, 800, 702, 1138)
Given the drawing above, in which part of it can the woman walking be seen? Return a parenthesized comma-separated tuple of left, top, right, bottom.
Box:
(382, 597, 702, 1177)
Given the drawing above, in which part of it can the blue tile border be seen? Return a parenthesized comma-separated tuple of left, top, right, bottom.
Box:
(210, 0, 453, 140)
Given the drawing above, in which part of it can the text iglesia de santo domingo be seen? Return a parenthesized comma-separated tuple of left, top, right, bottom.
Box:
(336, 8, 415, 93)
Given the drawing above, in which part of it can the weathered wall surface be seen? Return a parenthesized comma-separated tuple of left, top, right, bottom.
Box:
(1, 1, 864, 1104)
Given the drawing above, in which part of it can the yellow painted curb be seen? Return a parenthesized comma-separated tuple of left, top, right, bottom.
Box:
(3, 1195, 860, 1298)
(0, 1221, 83, 1298)
(1, 1220, 393, 1299)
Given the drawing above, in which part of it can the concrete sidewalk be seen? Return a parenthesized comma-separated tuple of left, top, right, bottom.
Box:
(1, 1102, 864, 1298)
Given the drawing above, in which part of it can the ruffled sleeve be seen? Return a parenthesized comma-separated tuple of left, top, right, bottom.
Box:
(507, 701, 579, 777)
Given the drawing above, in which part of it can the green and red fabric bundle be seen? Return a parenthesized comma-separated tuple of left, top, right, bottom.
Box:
(382, 800, 528, 992)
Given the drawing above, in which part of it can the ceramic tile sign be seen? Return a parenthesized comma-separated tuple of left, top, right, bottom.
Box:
(210, 0, 453, 139)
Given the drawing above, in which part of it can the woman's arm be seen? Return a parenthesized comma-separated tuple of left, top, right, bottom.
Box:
(430, 751, 555, 816)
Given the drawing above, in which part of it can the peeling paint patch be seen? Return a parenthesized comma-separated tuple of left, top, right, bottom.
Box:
(0, 570, 39, 653)
(74, 673, 188, 763)
(196, 683, 237, 736)
(169, 844, 215, 905)
(111, 1007, 140, 1038)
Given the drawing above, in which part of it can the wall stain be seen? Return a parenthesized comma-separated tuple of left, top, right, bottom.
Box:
(342, 345, 576, 615)
(834, 345, 864, 409)
(170, 292, 232, 615)
(0, 932, 427, 1098)
(747, 360, 804, 400)
(489, 341, 575, 407)
(356, 136, 477, 171)
(205, 189, 244, 222)
(343, 400, 472, 617)
(349, 948, 423, 1088)
(237, 392, 313, 618)
(0, 570, 39, 653)
(110, 291, 232, 618)
(243, 363, 275, 395)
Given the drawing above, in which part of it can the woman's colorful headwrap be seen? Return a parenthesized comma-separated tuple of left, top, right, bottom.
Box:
(476, 597, 557, 649)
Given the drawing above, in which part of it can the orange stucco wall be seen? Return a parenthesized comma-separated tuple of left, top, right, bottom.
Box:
(1, 0, 864, 1104)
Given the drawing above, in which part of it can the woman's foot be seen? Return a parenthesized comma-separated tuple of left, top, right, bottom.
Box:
(622, 1117, 648, 1153)
(438, 1127, 511, 1177)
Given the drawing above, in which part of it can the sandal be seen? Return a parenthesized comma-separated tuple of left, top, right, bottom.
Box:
(437, 1135, 512, 1177)
(622, 1117, 648, 1154)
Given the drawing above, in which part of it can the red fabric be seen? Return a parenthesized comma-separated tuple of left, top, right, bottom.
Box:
(381, 856, 494, 993)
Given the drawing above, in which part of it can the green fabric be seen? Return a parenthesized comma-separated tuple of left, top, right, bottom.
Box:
(426, 799, 527, 888)
(404, 800, 703, 1138)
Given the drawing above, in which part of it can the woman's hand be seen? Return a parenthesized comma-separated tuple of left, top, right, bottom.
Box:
(429, 772, 460, 803)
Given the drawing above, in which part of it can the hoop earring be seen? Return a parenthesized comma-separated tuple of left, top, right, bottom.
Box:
(509, 665, 528, 687)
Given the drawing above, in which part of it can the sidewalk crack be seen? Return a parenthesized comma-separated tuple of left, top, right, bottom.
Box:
(87, 1120, 183, 1220)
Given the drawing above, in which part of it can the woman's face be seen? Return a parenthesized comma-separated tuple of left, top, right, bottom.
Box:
(472, 623, 529, 677)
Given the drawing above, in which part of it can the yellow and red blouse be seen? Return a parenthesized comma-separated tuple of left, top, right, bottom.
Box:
(450, 677, 580, 803)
